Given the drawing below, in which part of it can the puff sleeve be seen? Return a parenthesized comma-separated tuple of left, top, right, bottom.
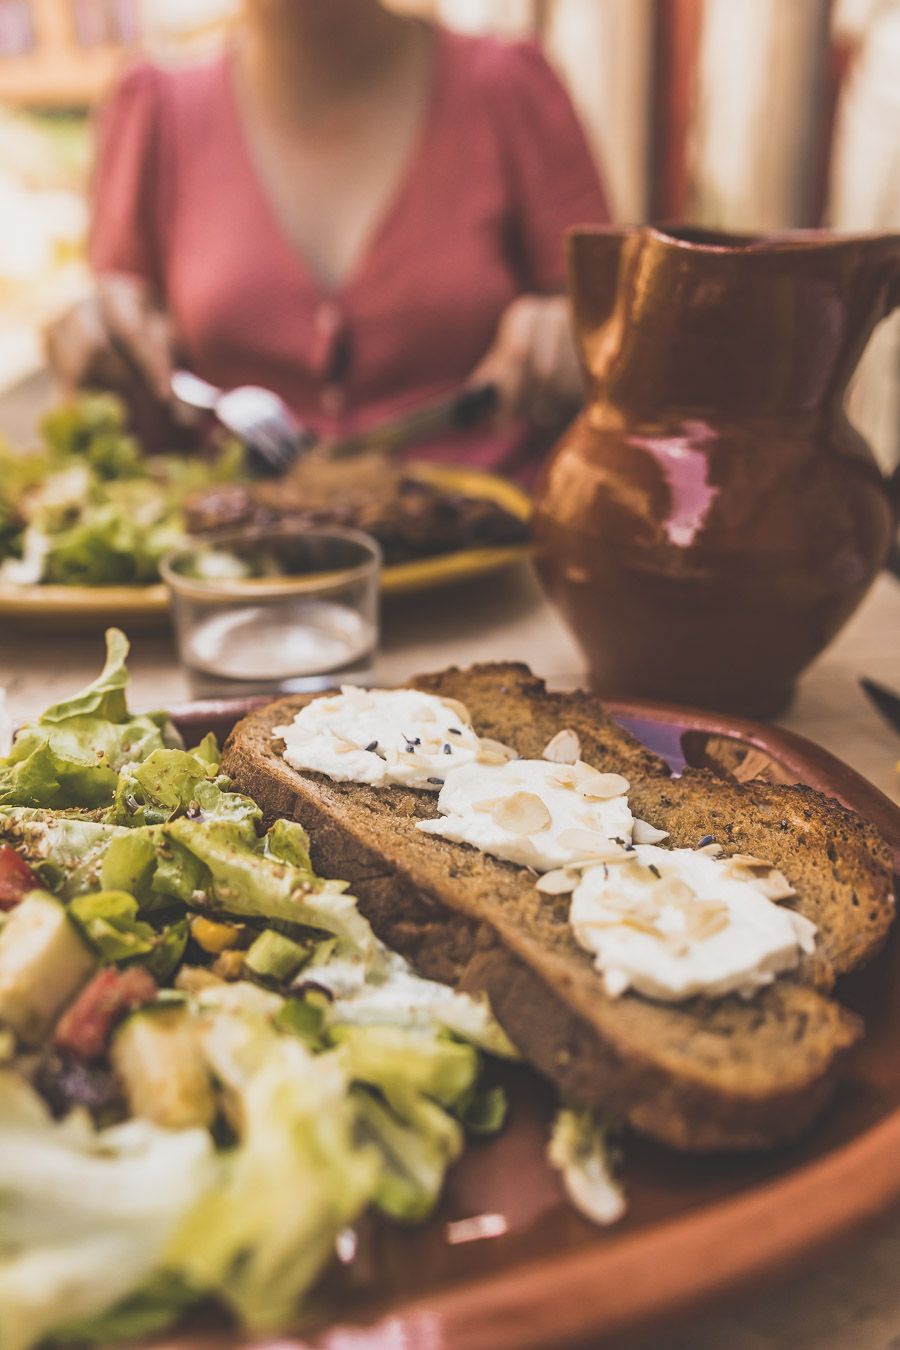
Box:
(89, 62, 169, 290)
(483, 40, 610, 292)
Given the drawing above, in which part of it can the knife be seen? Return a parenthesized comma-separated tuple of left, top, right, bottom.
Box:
(318, 383, 499, 461)
(859, 678, 900, 735)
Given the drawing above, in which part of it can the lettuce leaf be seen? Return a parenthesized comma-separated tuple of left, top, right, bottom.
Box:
(40, 392, 134, 471)
(168, 816, 378, 956)
(264, 817, 313, 871)
(48, 1272, 197, 1347)
(168, 1008, 378, 1330)
(332, 1026, 476, 1222)
(1, 812, 130, 896)
(0, 631, 176, 810)
(12, 394, 244, 588)
(40, 627, 133, 725)
(69, 891, 188, 981)
(456, 1083, 509, 1136)
(547, 1107, 626, 1227)
(353, 1086, 463, 1222)
(188, 732, 220, 769)
(42, 494, 182, 587)
(296, 948, 520, 1058)
(332, 1024, 478, 1108)
(0, 1073, 215, 1350)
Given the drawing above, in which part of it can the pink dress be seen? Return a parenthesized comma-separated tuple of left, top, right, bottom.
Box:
(90, 27, 609, 480)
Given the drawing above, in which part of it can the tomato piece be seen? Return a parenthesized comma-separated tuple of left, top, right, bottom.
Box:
(53, 966, 158, 1061)
(0, 845, 41, 911)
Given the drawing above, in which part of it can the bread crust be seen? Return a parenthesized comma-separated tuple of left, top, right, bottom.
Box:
(220, 665, 894, 1152)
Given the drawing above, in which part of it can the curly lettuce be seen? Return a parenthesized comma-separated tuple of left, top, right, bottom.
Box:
(0, 393, 244, 586)
(0, 631, 176, 809)
(0, 1073, 215, 1350)
(0, 630, 531, 1350)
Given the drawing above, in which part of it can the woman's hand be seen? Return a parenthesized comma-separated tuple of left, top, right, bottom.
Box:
(470, 294, 584, 428)
(45, 274, 178, 447)
(45, 273, 173, 401)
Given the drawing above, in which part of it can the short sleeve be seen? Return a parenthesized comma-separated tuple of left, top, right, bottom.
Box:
(89, 62, 168, 289)
(482, 41, 610, 292)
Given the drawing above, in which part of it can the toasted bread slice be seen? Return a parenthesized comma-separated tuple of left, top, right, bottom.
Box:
(416, 664, 895, 989)
(220, 664, 894, 1151)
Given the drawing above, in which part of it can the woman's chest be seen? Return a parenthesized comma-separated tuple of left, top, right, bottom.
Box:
(239, 99, 426, 295)
(161, 109, 521, 397)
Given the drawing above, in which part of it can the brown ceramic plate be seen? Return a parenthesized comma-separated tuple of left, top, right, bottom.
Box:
(158, 695, 900, 1350)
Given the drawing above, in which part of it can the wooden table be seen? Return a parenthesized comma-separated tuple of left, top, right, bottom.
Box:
(1, 555, 899, 1349)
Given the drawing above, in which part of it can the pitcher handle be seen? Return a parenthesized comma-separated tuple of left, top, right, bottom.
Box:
(889, 464, 900, 520)
(878, 258, 900, 521)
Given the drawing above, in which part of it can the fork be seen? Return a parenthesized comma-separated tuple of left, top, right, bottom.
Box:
(172, 370, 499, 478)
(171, 370, 315, 476)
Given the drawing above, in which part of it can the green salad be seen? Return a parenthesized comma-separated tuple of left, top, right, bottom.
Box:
(0, 396, 242, 588)
(0, 631, 622, 1349)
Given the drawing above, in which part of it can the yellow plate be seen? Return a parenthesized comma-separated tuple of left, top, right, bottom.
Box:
(0, 463, 532, 630)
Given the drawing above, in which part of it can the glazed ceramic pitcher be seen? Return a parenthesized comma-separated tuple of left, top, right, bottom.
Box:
(533, 226, 900, 717)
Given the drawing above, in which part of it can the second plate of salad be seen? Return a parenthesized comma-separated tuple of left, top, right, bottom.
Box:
(0, 396, 531, 628)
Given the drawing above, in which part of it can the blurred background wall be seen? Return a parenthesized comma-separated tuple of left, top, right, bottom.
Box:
(0, 0, 897, 466)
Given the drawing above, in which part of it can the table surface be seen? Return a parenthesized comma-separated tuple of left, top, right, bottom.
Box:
(1, 545, 899, 1347)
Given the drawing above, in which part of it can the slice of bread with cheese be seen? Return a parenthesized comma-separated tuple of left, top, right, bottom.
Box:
(220, 663, 894, 1151)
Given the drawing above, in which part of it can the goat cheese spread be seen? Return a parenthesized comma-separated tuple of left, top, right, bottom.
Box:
(273, 695, 817, 1003)
(416, 758, 634, 871)
(273, 686, 482, 790)
(569, 844, 816, 1001)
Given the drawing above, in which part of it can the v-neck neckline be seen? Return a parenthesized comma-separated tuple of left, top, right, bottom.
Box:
(220, 24, 449, 306)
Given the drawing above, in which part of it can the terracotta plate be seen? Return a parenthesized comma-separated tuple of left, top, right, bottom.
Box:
(159, 695, 900, 1350)
(0, 464, 531, 631)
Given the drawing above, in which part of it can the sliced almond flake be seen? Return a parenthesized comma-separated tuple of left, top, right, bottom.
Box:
(492, 792, 552, 834)
(441, 697, 472, 725)
(549, 769, 578, 788)
(749, 869, 796, 901)
(476, 751, 510, 766)
(473, 797, 504, 813)
(620, 860, 660, 884)
(649, 875, 696, 906)
(478, 736, 517, 762)
(660, 934, 691, 957)
(576, 914, 653, 934)
(790, 912, 818, 954)
(631, 818, 670, 845)
(589, 904, 659, 927)
(535, 868, 578, 895)
(580, 772, 631, 799)
(542, 728, 581, 764)
(698, 841, 724, 857)
(557, 828, 630, 859)
(576, 770, 630, 801)
(602, 967, 631, 997)
(726, 853, 772, 870)
(686, 904, 730, 942)
(618, 915, 669, 940)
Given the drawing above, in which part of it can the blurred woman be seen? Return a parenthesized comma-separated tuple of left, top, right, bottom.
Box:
(47, 0, 609, 481)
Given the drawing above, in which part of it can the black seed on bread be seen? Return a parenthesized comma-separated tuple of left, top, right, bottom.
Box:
(220, 664, 894, 1152)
